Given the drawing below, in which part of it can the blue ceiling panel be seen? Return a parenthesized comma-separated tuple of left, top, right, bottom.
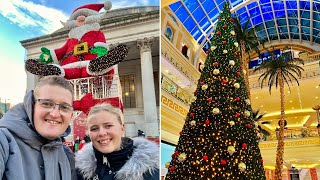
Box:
(202, 0, 217, 12)
(169, 1, 181, 12)
(193, 7, 206, 22)
(184, 16, 197, 31)
(183, 0, 199, 13)
(170, 0, 320, 49)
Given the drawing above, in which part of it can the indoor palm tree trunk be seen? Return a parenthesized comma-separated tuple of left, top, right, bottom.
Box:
(275, 70, 285, 179)
(240, 41, 251, 100)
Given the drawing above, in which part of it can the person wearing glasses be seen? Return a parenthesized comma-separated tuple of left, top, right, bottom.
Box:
(0, 76, 76, 180)
(75, 103, 159, 180)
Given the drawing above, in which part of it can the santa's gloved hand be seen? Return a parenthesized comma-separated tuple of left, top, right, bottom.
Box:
(91, 46, 108, 57)
(39, 47, 53, 64)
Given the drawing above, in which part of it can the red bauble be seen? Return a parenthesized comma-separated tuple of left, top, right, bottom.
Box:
(169, 166, 176, 171)
(223, 24, 227, 29)
(260, 159, 264, 163)
(246, 124, 251, 128)
(222, 80, 227, 85)
(217, 31, 221, 35)
(223, 41, 227, 44)
(174, 151, 179, 156)
(207, 97, 213, 102)
(194, 91, 197, 95)
(221, 160, 227, 165)
(190, 113, 195, 118)
(235, 97, 240, 101)
(236, 72, 241, 76)
(230, 17, 234, 22)
(235, 112, 240, 117)
(206, 51, 209, 54)
(205, 119, 210, 125)
(234, 52, 238, 56)
(242, 143, 247, 149)
(200, 81, 204, 85)
(214, 62, 219, 67)
(203, 155, 208, 161)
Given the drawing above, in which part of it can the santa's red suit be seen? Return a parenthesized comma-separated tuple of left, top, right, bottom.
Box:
(51, 30, 113, 80)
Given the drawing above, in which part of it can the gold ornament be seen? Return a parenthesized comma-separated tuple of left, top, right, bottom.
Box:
(191, 96, 197, 102)
(165, 162, 170, 168)
(200, 64, 205, 70)
(234, 42, 239, 47)
(229, 121, 235, 126)
(223, 50, 228, 54)
(243, 69, 247, 75)
(178, 153, 187, 162)
(212, 108, 220, 114)
(238, 162, 246, 172)
(244, 110, 251, 117)
(227, 146, 236, 155)
(230, 31, 235, 35)
(213, 69, 220, 75)
(245, 99, 251, 105)
(229, 60, 235, 66)
(202, 84, 208, 90)
(190, 120, 196, 126)
(234, 83, 240, 89)
(211, 46, 217, 51)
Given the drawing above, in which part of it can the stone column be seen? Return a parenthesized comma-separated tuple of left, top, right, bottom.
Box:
(137, 37, 158, 137)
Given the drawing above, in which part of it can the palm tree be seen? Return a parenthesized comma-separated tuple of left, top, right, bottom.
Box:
(233, 14, 263, 100)
(254, 51, 304, 179)
(252, 110, 271, 139)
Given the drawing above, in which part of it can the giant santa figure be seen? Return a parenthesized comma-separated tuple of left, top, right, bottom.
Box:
(25, 1, 128, 79)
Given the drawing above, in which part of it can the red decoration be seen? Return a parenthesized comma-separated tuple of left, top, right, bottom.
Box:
(260, 159, 264, 163)
(235, 112, 240, 117)
(206, 51, 209, 54)
(200, 81, 204, 85)
(207, 97, 213, 102)
(234, 52, 238, 56)
(190, 113, 195, 118)
(235, 97, 240, 101)
(221, 160, 226, 165)
(73, 93, 123, 114)
(203, 155, 208, 161)
(194, 91, 197, 95)
(222, 80, 227, 85)
(236, 72, 241, 76)
(174, 151, 179, 156)
(205, 119, 210, 125)
(223, 41, 227, 44)
(240, 65, 244, 70)
(223, 24, 227, 29)
(216, 31, 221, 35)
(169, 166, 176, 171)
(246, 124, 251, 128)
(214, 62, 219, 67)
(242, 143, 247, 149)
(230, 17, 234, 22)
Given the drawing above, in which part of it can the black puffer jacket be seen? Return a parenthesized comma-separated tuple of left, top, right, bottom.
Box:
(76, 137, 159, 180)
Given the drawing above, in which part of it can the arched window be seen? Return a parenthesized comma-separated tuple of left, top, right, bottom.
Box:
(165, 27, 173, 41)
(181, 45, 189, 59)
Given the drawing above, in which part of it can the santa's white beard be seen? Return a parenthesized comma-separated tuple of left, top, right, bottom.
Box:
(68, 23, 100, 39)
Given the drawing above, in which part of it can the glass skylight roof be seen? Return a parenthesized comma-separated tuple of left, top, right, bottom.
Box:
(169, 0, 320, 51)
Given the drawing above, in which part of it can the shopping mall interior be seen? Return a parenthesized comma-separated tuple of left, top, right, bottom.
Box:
(161, 0, 320, 179)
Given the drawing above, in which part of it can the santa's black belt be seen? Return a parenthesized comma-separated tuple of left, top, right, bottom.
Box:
(59, 45, 94, 63)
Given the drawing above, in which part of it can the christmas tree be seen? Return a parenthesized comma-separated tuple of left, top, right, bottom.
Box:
(165, 3, 266, 179)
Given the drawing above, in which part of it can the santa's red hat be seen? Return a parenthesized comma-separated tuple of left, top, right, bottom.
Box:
(69, 1, 112, 20)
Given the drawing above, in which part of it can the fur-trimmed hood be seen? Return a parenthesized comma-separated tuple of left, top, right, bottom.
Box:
(75, 137, 159, 180)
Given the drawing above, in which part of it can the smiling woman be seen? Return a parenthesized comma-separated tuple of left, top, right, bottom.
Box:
(75, 103, 160, 180)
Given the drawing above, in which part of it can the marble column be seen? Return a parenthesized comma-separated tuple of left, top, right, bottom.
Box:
(137, 37, 159, 137)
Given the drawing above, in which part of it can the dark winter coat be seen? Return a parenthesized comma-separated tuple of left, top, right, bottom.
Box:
(0, 91, 76, 180)
(76, 137, 159, 180)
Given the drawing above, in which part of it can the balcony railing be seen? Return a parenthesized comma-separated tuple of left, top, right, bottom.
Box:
(68, 74, 121, 101)
(161, 73, 193, 106)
